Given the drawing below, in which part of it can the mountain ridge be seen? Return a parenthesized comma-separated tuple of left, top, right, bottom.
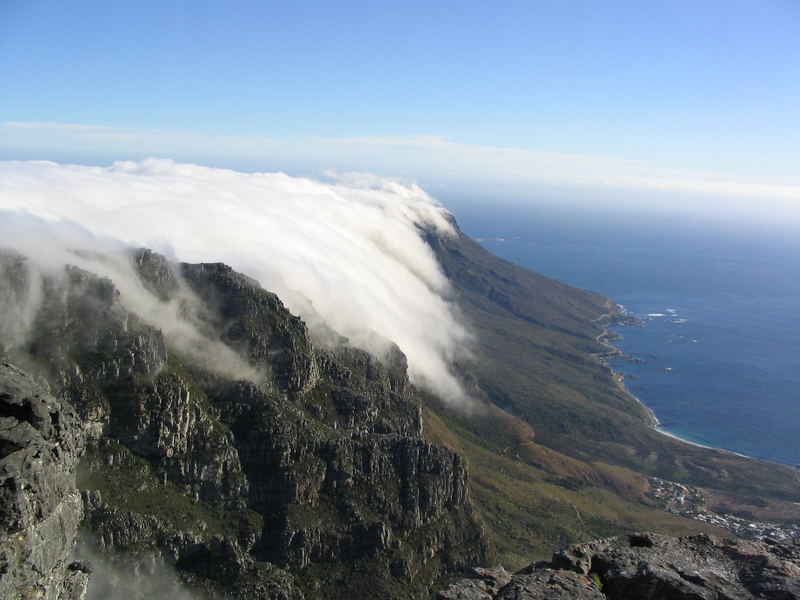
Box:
(1, 247, 488, 599)
(1, 216, 798, 598)
(423, 221, 800, 565)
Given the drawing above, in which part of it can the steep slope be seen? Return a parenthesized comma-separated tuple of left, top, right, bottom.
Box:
(423, 222, 800, 566)
(0, 249, 489, 599)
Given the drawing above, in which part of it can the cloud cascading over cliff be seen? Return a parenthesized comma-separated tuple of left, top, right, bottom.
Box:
(0, 158, 471, 404)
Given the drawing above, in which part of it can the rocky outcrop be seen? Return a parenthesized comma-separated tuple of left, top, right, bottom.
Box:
(0, 249, 489, 599)
(0, 363, 89, 600)
(436, 566, 513, 600)
(437, 533, 800, 599)
(181, 261, 317, 395)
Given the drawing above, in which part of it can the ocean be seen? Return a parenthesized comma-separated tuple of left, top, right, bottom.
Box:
(448, 201, 800, 467)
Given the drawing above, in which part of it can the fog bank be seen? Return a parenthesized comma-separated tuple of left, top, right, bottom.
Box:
(0, 159, 470, 404)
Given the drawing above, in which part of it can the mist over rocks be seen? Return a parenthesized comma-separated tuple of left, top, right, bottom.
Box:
(3, 244, 798, 599)
(5, 160, 798, 600)
(0, 248, 489, 599)
(0, 158, 471, 406)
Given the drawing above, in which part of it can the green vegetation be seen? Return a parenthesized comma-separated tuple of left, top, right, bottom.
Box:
(589, 572, 604, 590)
(424, 408, 724, 569)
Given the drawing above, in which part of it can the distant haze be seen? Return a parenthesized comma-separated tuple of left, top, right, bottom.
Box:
(3, 123, 799, 231)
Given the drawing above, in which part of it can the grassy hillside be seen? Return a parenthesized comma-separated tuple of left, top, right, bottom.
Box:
(423, 407, 727, 569)
(421, 223, 800, 564)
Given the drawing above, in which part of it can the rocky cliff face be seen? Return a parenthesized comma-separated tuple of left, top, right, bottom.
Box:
(0, 362, 89, 600)
(0, 249, 489, 599)
(437, 533, 800, 599)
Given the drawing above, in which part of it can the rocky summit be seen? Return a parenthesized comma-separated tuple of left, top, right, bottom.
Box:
(436, 533, 800, 599)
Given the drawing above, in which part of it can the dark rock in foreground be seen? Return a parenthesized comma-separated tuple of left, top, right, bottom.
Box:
(0, 363, 89, 600)
(437, 533, 800, 599)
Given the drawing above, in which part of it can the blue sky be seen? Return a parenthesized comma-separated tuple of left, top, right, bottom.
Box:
(1, 0, 799, 220)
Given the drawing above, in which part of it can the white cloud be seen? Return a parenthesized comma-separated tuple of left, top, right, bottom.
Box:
(0, 213, 262, 383)
(0, 158, 471, 405)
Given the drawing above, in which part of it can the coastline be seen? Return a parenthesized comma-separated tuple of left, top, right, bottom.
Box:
(596, 305, 800, 542)
(595, 303, 659, 429)
(653, 426, 716, 452)
(595, 302, 754, 459)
